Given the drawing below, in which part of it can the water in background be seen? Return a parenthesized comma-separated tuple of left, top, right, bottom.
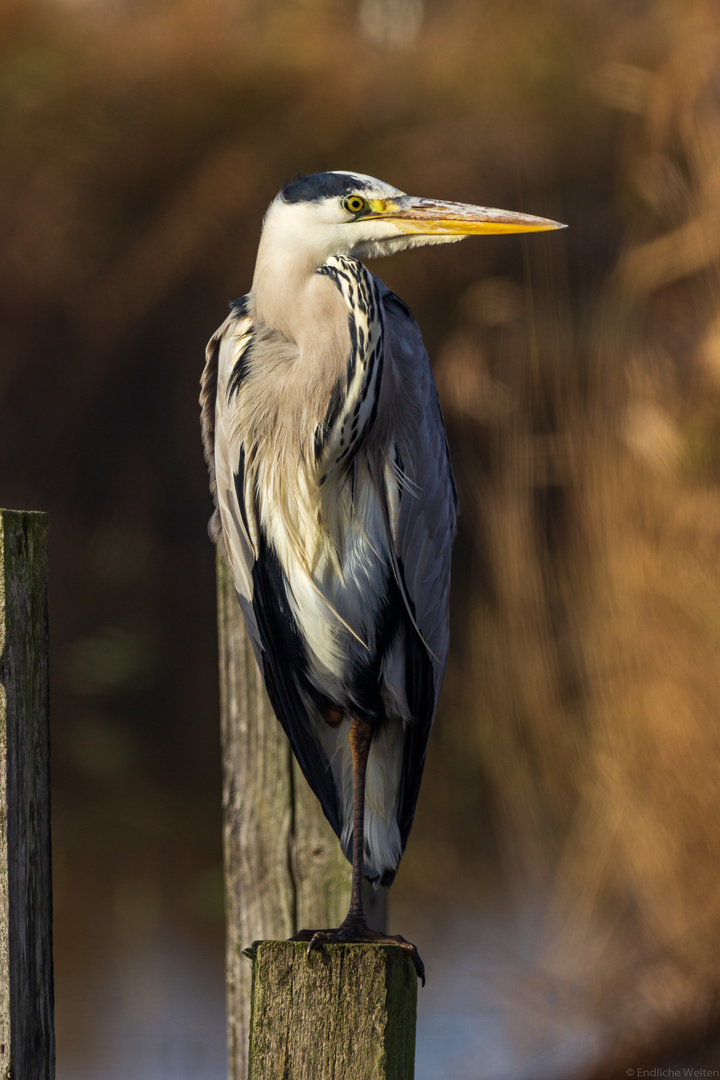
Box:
(58, 896, 600, 1080)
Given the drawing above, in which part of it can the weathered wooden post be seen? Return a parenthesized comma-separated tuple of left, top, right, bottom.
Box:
(247, 942, 416, 1079)
(0, 509, 54, 1080)
(216, 555, 390, 1080)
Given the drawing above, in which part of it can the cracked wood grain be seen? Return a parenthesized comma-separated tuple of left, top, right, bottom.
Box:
(0, 510, 54, 1080)
(248, 941, 416, 1080)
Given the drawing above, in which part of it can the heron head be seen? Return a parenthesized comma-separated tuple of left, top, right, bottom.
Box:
(258, 170, 565, 266)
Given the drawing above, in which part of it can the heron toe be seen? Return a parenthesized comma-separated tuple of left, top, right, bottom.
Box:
(288, 923, 425, 985)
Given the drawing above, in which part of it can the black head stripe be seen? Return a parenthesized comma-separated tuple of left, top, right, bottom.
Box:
(281, 172, 372, 204)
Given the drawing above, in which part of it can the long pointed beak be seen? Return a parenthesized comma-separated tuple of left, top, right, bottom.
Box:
(367, 196, 566, 236)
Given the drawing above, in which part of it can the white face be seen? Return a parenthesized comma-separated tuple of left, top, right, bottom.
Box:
(260, 172, 429, 265)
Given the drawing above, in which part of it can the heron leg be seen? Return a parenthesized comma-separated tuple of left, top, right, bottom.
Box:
(344, 714, 372, 926)
(289, 716, 425, 984)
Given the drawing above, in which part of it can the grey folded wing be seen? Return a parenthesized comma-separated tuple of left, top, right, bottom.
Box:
(379, 287, 458, 849)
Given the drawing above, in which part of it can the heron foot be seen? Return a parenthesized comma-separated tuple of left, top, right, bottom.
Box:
(289, 919, 425, 985)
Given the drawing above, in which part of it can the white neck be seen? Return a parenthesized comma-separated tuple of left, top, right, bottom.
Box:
(251, 232, 351, 396)
(251, 199, 353, 346)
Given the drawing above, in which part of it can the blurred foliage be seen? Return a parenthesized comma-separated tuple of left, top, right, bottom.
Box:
(3, 0, 720, 1075)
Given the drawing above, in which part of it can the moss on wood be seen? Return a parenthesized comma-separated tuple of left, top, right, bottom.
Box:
(248, 941, 416, 1080)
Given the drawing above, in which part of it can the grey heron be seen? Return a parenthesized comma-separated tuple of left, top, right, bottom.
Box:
(200, 171, 563, 982)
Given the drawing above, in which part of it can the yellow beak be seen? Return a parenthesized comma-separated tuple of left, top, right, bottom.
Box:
(366, 196, 566, 236)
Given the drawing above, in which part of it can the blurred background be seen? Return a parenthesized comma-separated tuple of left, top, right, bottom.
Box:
(3, 0, 720, 1076)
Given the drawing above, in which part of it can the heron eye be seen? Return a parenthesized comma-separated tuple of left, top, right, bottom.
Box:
(343, 195, 367, 215)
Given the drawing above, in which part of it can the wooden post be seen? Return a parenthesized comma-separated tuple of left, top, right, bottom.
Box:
(247, 942, 416, 1080)
(217, 556, 387, 1080)
(0, 509, 54, 1080)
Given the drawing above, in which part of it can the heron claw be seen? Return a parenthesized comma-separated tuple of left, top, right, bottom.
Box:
(289, 928, 332, 943)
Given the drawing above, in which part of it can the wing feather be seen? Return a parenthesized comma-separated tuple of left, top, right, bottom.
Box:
(378, 287, 458, 850)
